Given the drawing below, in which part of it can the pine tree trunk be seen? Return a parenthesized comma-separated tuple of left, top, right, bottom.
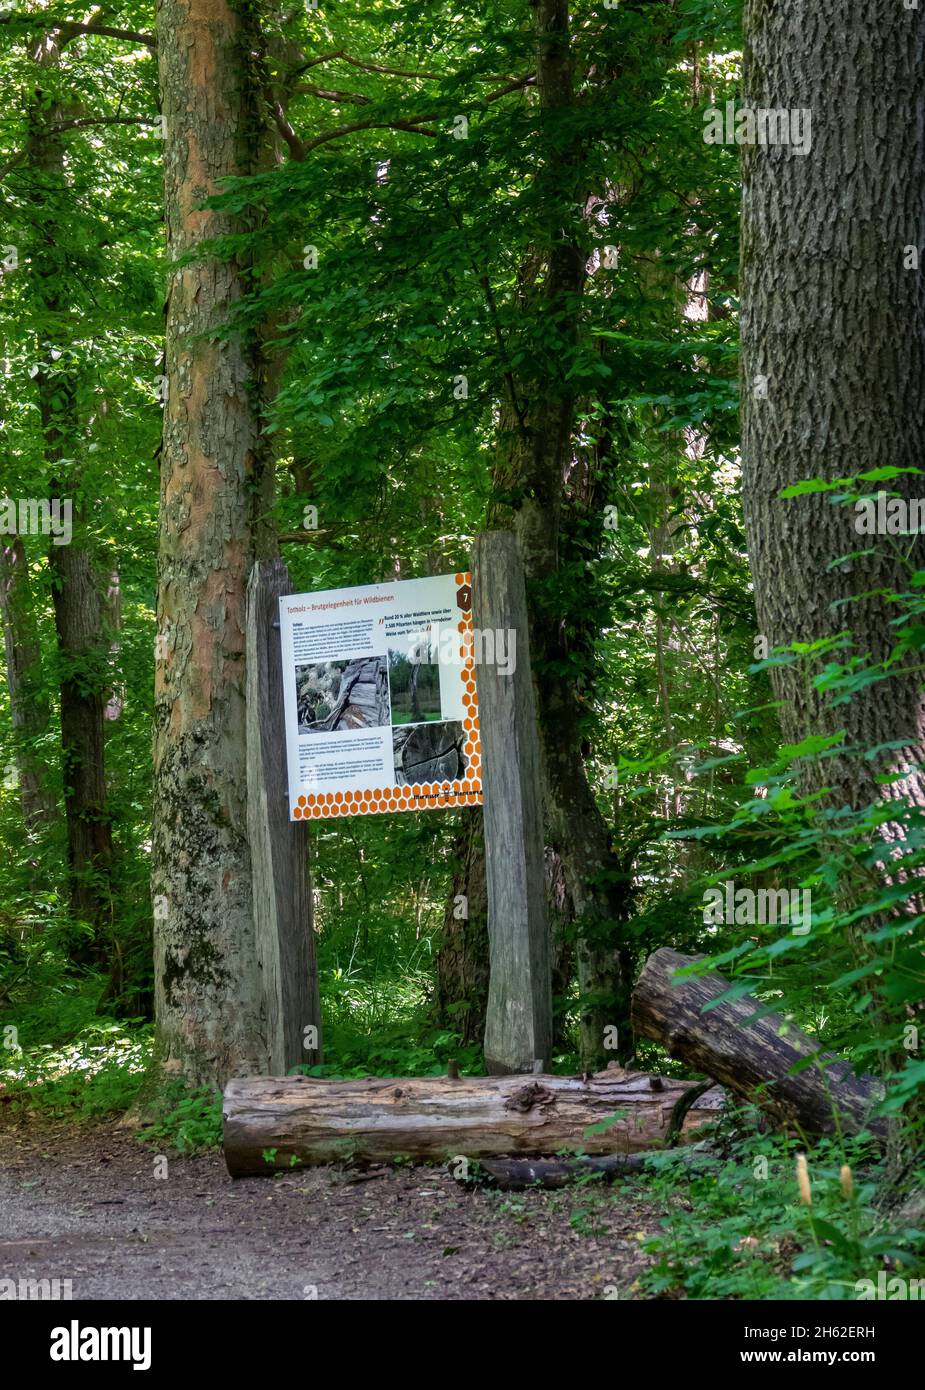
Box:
(741, 0, 925, 807)
(153, 0, 275, 1083)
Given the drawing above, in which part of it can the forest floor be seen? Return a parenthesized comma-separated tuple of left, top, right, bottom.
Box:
(0, 1108, 664, 1300)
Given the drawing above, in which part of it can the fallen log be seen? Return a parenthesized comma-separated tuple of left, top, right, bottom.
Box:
(473, 1144, 718, 1190)
(222, 1070, 724, 1176)
(631, 948, 887, 1139)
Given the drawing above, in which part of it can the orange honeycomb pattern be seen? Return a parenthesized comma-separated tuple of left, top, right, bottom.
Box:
(292, 572, 482, 820)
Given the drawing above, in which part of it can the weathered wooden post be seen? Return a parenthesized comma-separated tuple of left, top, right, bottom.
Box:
(471, 531, 552, 1074)
(246, 559, 321, 1072)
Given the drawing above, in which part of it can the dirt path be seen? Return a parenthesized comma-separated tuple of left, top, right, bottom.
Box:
(0, 1109, 662, 1300)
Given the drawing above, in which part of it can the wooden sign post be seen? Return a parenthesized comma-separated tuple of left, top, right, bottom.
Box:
(471, 531, 552, 1074)
(243, 544, 551, 1080)
(246, 559, 321, 1073)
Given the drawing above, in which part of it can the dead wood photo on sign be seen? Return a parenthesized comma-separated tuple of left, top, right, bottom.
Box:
(393, 720, 466, 786)
(295, 656, 390, 733)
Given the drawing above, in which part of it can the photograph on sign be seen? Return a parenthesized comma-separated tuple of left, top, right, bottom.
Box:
(279, 572, 482, 820)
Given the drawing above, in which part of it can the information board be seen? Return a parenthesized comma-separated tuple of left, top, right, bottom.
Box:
(280, 571, 482, 821)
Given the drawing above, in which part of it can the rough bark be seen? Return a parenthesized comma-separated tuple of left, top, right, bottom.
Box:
(222, 1068, 724, 1174)
(740, 0, 925, 806)
(152, 0, 276, 1084)
(632, 949, 888, 1139)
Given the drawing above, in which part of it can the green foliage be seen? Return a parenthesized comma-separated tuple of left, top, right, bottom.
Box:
(296, 1019, 482, 1080)
(637, 1119, 924, 1301)
(137, 1081, 224, 1154)
(659, 549, 925, 1129)
(0, 1006, 149, 1119)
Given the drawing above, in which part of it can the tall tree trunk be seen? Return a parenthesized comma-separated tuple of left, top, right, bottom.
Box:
(741, 0, 925, 808)
(0, 538, 55, 832)
(487, 1, 632, 1069)
(26, 38, 114, 937)
(48, 535, 113, 935)
(153, 0, 276, 1083)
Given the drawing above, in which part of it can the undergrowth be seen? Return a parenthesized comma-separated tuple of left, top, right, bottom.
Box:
(632, 1116, 925, 1300)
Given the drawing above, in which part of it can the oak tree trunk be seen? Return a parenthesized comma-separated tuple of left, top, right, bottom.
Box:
(741, 0, 925, 807)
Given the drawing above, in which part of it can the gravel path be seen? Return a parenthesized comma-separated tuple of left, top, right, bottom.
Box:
(0, 1108, 662, 1300)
